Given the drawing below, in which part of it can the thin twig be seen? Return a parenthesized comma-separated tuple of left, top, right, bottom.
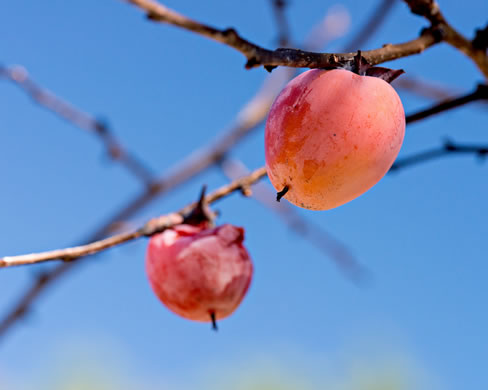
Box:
(403, 0, 488, 79)
(220, 159, 368, 283)
(390, 140, 488, 171)
(343, 0, 397, 52)
(0, 167, 267, 268)
(0, 66, 154, 185)
(124, 0, 439, 69)
(406, 84, 488, 124)
(394, 76, 461, 101)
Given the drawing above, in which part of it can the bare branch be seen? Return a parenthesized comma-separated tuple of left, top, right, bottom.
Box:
(124, 0, 439, 69)
(390, 140, 488, 171)
(394, 76, 461, 101)
(0, 65, 154, 185)
(220, 159, 368, 283)
(403, 0, 488, 79)
(0, 167, 267, 268)
(406, 84, 488, 124)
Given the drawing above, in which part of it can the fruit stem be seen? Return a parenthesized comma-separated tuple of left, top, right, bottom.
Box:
(210, 311, 218, 331)
(276, 186, 289, 202)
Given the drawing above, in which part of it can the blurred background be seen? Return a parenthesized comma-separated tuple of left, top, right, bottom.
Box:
(1, 0, 487, 389)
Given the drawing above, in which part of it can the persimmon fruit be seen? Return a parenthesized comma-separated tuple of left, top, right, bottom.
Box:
(265, 67, 405, 210)
(146, 223, 253, 329)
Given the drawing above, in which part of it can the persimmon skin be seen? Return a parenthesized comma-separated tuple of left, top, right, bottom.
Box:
(265, 68, 405, 210)
(146, 223, 253, 323)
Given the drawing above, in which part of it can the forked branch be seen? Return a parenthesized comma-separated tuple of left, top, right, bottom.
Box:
(124, 0, 439, 69)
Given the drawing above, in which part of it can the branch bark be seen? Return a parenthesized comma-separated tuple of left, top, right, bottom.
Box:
(406, 84, 488, 124)
(403, 0, 488, 79)
(124, 0, 440, 69)
(0, 167, 267, 268)
(390, 140, 488, 171)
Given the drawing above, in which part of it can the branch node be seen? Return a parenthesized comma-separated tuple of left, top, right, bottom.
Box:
(222, 28, 238, 38)
(476, 83, 488, 98)
(36, 272, 50, 286)
(245, 57, 260, 69)
(444, 139, 456, 151)
(421, 25, 446, 43)
(146, 11, 163, 21)
(239, 185, 252, 197)
(477, 149, 488, 159)
(94, 120, 109, 135)
(472, 23, 488, 51)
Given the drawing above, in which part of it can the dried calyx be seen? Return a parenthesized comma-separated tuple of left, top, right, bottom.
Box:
(327, 51, 405, 83)
(182, 185, 217, 227)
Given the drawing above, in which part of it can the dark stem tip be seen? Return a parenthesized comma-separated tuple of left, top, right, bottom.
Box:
(210, 311, 218, 331)
(276, 185, 289, 202)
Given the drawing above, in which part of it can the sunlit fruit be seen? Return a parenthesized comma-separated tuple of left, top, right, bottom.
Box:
(146, 223, 253, 329)
(265, 68, 405, 210)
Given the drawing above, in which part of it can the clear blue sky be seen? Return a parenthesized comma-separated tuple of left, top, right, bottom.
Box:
(1, 1, 487, 389)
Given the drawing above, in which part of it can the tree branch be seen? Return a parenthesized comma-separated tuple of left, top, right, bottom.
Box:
(390, 140, 488, 171)
(403, 0, 488, 79)
(0, 167, 267, 268)
(405, 83, 488, 124)
(394, 76, 461, 101)
(0, 65, 155, 185)
(124, 0, 439, 69)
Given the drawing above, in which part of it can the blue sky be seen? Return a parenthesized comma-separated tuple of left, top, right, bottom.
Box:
(1, 1, 487, 389)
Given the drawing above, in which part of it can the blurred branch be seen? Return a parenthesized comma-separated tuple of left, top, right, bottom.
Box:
(270, 0, 291, 46)
(0, 167, 267, 268)
(394, 76, 460, 101)
(390, 140, 488, 171)
(0, 6, 350, 340)
(124, 0, 439, 69)
(405, 83, 488, 124)
(343, 0, 396, 52)
(0, 66, 154, 185)
(403, 0, 488, 79)
(220, 159, 368, 283)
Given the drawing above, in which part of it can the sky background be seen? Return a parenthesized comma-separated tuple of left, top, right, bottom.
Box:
(1, 0, 487, 389)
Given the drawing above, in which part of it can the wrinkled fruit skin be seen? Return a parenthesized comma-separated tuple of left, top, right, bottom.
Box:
(146, 223, 253, 323)
(265, 68, 405, 210)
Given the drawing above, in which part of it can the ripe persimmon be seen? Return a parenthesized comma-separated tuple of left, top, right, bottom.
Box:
(265, 67, 405, 210)
(146, 223, 253, 329)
